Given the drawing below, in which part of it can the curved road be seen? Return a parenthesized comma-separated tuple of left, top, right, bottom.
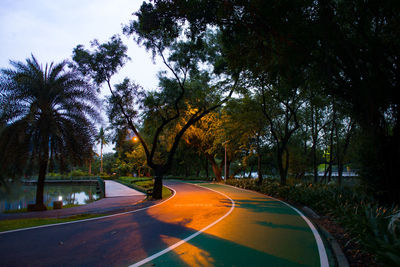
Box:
(0, 181, 328, 266)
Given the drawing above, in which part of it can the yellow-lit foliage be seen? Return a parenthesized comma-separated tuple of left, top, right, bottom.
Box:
(178, 104, 223, 157)
(125, 144, 151, 176)
(175, 103, 257, 178)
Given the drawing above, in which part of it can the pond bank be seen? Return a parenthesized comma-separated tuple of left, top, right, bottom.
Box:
(0, 181, 102, 213)
(0, 180, 147, 221)
(0, 194, 148, 221)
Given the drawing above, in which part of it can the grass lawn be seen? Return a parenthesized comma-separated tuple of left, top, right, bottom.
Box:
(161, 185, 173, 199)
(0, 213, 105, 233)
(4, 203, 82, 214)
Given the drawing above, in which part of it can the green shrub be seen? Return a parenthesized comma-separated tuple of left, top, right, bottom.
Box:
(68, 169, 90, 177)
(119, 176, 152, 182)
(164, 175, 213, 181)
(47, 172, 63, 177)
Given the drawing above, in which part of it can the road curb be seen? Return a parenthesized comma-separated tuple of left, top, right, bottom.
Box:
(301, 206, 350, 267)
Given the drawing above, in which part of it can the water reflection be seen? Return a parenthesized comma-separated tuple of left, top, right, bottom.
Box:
(0, 183, 100, 212)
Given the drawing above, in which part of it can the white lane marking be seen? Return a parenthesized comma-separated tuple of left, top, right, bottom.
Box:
(129, 184, 235, 267)
(281, 203, 329, 267)
(0, 186, 176, 235)
(221, 183, 329, 267)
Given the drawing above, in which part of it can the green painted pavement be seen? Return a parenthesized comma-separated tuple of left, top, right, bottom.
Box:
(142, 183, 327, 267)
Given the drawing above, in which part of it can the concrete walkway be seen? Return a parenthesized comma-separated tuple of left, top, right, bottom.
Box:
(105, 180, 145, 197)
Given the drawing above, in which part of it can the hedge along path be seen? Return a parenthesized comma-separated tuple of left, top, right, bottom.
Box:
(144, 183, 329, 267)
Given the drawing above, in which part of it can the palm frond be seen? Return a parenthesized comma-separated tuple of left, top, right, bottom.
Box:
(0, 55, 99, 179)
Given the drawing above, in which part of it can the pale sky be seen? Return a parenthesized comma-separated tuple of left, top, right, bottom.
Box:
(0, 0, 163, 154)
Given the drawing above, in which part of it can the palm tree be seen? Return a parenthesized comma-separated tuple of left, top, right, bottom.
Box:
(96, 127, 109, 173)
(0, 55, 99, 211)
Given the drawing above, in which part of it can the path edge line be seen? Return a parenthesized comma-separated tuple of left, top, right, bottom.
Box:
(0, 186, 176, 235)
(129, 183, 235, 267)
(220, 183, 329, 267)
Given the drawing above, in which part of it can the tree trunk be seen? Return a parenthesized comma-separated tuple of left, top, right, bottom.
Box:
(226, 160, 230, 179)
(206, 154, 222, 181)
(212, 163, 222, 181)
(336, 120, 354, 187)
(312, 142, 318, 183)
(152, 168, 163, 199)
(88, 158, 92, 175)
(256, 135, 263, 185)
(257, 152, 262, 185)
(323, 161, 328, 182)
(277, 147, 287, 185)
(328, 147, 333, 182)
(337, 161, 344, 186)
(335, 122, 341, 187)
(311, 105, 318, 183)
(184, 164, 189, 178)
(35, 134, 49, 211)
(328, 99, 336, 182)
(203, 156, 209, 179)
(248, 165, 254, 178)
(284, 147, 289, 182)
(323, 164, 331, 183)
(35, 158, 48, 211)
(100, 142, 103, 173)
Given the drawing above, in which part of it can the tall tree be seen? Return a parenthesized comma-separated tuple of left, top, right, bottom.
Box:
(179, 110, 225, 181)
(334, 110, 357, 186)
(96, 127, 109, 173)
(143, 0, 400, 203)
(74, 32, 238, 198)
(257, 77, 303, 185)
(223, 95, 267, 183)
(180, 100, 260, 182)
(307, 93, 332, 183)
(0, 55, 99, 210)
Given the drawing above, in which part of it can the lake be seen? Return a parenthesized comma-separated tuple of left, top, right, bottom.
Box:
(0, 182, 101, 212)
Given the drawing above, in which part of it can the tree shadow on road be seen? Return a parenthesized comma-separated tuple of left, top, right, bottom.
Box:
(256, 220, 309, 232)
(126, 210, 314, 267)
(0, 181, 319, 267)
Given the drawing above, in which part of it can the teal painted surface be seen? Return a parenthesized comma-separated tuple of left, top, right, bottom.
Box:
(145, 183, 322, 267)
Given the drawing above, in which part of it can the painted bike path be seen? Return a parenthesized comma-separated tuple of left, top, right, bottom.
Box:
(140, 183, 328, 267)
(0, 181, 329, 266)
(0, 180, 146, 220)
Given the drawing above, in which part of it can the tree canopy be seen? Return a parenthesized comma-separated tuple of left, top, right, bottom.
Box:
(128, 0, 400, 203)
